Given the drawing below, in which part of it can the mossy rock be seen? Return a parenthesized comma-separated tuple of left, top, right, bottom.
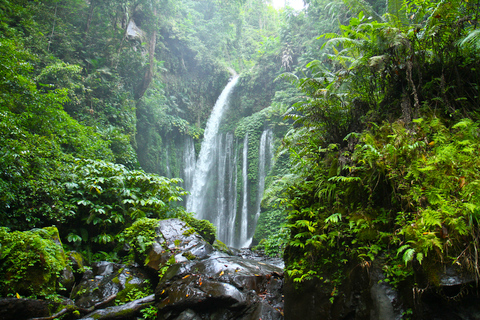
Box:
(213, 240, 233, 255)
(117, 218, 160, 264)
(182, 216, 216, 244)
(68, 251, 87, 272)
(0, 226, 67, 297)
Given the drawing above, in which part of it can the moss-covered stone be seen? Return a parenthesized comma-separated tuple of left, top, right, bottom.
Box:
(182, 216, 216, 244)
(213, 240, 233, 255)
(181, 251, 197, 260)
(68, 251, 86, 272)
(0, 226, 67, 297)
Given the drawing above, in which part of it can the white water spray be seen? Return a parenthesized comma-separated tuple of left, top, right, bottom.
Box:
(187, 75, 239, 219)
(239, 133, 249, 247)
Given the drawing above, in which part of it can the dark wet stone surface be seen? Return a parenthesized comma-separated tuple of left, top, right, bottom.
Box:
(235, 248, 285, 269)
(79, 294, 155, 320)
(0, 298, 56, 320)
(12, 219, 284, 320)
(156, 253, 284, 320)
(71, 261, 150, 308)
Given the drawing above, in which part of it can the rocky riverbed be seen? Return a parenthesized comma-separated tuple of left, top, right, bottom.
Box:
(0, 219, 284, 320)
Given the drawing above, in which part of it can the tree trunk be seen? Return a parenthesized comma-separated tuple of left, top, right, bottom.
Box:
(84, 0, 96, 39)
(135, 7, 157, 100)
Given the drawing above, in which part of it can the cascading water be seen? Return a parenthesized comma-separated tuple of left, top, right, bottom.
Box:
(242, 129, 274, 247)
(182, 137, 196, 193)
(239, 133, 249, 248)
(227, 139, 238, 247)
(186, 75, 239, 219)
(165, 145, 171, 178)
(215, 133, 237, 245)
(185, 75, 275, 248)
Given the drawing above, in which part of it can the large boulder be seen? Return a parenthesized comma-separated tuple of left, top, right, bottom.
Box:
(156, 254, 284, 320)
(0, 298, 58, 320)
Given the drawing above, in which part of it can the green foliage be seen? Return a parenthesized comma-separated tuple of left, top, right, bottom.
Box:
(140, 305, 158, 320)
(281, 0, 480, 297)
(117, 218, 160, 263)
(63, 158, 188, 249)
(0, 227, 67, 297)
(115, 279, 153, 304)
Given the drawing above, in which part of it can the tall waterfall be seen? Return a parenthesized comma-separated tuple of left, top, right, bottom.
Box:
(186, 75, 239, 219)
(239, 133, 249, 248)
(184, 75, 275, 248)
(240, 129, 274, 248)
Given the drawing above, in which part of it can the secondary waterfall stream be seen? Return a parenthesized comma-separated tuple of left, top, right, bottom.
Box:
(185, 75, 274, 248)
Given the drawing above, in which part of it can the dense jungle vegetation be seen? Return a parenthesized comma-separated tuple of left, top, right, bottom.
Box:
(2, 0, 480, 316)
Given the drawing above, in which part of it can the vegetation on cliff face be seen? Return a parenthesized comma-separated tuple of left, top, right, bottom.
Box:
(279, 0, 480, 298)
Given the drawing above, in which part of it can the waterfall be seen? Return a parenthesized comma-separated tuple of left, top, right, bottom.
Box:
(216, 135, 226, 236)
(187, 75, 239, 219)
(239, 133, 249, 248)
(227, 137, 238, 247)
(183, 75, 275, 248)
(214, 133, 238, 246)
(165, 144, 171, 178)
(182, 137, 196, 192)
(253, 129, 274, 232)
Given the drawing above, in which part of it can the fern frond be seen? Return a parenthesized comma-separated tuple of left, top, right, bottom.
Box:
(275, 72, 298, 84)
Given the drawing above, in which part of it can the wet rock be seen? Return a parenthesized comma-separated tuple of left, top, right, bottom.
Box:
(71, 261, 151, 308)
(157, 274, 245, 309)
(236, 248, 285, 269)
(0, 298, 56, 320)
(284, 262, 373, 320)
(369, 266, 404, 320)
(438, 265, 476, 286)
(174, 309, 202, 320)
(156, 255, 284, 320)
(213, 239, 234, 255)
(58, 265, 75, 296)
(146, 219, 213, 270)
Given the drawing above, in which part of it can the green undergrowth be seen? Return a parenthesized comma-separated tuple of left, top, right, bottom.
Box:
(284, 117, 480, 289)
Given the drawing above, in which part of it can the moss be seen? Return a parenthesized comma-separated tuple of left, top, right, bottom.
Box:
(182, 228, 196, 237)
(182, 216, 216, 244)
(0, 226, 67, 297)
(182, 251, 196, 260)
(117, 218, 160, 264)
(115, 280, 152, 304)
(213, 240, 232, 255)
(68, 251, 86, 272)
